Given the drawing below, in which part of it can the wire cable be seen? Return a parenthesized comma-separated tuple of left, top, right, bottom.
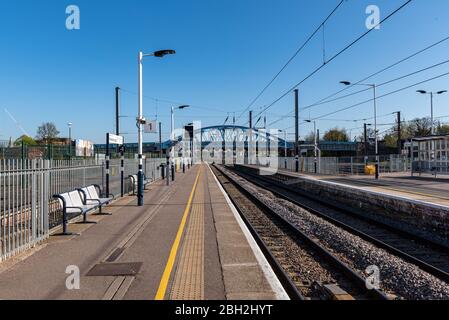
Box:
(235, 0, 345, 122)
(251, 0, 414, 122)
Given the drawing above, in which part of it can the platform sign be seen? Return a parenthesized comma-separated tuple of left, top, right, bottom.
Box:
(144, 120, 158, 134)
(108, 133, 124, 145)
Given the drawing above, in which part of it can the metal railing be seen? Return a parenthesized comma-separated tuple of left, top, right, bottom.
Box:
(0, 158, 165, 261)
(276, 155, 411, 176)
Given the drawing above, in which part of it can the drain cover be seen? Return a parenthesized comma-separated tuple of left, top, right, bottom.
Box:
(86, 262, 143, 277)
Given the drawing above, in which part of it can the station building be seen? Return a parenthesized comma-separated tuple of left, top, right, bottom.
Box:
(411, 134, 449, 175)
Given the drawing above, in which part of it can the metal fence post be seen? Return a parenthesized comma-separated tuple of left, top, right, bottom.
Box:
(31, 159, 37, 242)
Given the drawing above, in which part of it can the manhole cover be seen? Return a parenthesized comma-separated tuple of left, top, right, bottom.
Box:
(86, 262, 143, 277)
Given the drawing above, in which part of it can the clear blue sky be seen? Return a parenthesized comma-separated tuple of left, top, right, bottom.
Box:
(1, 0, 449, 143)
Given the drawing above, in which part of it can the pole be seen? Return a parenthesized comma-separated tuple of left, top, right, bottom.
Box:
(233, 113, 236, 165)
(137, 51, 144, 206)
(294, 89, 299, 172)
(170, 107, 175, 181)
(106, 133, 110, 197)
(159, 122, 162, 159)
(249, 111, 253, 164)
(120, 143, 124, 197)
(430, 92, 434, 135)
(364, 123, 368, 157)
(284, 131, 287, 157)
(373, 84, 379, 180)
(397, 111, 401, 155)
(284, 131, 287, 169)
(116, 87, 120, 136)
(314, 122, 318, 174)
(68, 125, 72, 159)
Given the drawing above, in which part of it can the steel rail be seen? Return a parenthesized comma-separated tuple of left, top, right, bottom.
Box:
(232, 165, 449, 284)
(212, 164, 389, 300)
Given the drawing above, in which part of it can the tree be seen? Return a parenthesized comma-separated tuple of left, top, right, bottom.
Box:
(436, 123, 449, 135)
(14, 135, 37, 146)
(36, 122, 60, 143)
(323, 128, 349, 142)
(303, 131, 316, 143)
(406, 117, 432, 137)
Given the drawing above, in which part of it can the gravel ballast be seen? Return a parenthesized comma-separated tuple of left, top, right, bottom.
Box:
(223, 167, 449, 300)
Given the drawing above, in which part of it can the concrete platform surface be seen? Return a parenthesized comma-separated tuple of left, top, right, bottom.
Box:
(0, 164, 283, 300)
(276, 168, 449, 208)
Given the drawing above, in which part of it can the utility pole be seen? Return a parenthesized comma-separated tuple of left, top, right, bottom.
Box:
(159, 122, 162, 159)
(137, 51, 144, 206)
(294, 89, 299, 172)
(249, 111, 253, 165)
(115, 87, 120, 136)
(396, 111, 401, 155)
(364, 123, 368, 157)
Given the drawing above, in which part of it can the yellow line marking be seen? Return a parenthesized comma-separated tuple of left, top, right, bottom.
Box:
(154, 168, 202, 300)
(337, 178, 449, 201)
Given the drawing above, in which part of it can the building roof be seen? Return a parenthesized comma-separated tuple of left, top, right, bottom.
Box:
(412, 135, 449, 142)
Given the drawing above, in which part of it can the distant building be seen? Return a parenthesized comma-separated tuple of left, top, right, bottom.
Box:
(409, 135, 449, 175)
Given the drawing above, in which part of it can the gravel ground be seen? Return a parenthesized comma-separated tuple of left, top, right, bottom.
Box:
(223, 167, 449, 300)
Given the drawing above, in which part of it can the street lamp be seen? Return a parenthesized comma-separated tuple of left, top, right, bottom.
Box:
(417, 89, 447, 169)
(341, 81, 379, 179)
(305, 120, 318, 173)
(137, 49, 176, 206)
(416, 90, 447, 135)
(67, 122, 72, 159)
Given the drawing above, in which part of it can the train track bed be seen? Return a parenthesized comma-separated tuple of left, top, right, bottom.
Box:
(218, 165, 449, 300)
(211, 165, 387, 300)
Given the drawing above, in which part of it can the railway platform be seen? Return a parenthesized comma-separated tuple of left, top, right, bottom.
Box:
(0, 164, 286, 300)
(272, 167, 449, 208)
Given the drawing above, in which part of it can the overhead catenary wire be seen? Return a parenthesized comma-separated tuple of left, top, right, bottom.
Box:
(302, 58, 449, 111)
(267, 57, 449, 128)
(235, 0, 346, 123)
(250, 0, 414, 123)
(120, 88, 241, 115)
(312, 70, 449, 121)
(306, 35, 449, 109)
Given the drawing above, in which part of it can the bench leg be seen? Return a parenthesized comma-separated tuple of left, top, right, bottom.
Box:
(94, 205, 112, 216)
(57, 210, 79, 236)
(82, 211, 97, 224)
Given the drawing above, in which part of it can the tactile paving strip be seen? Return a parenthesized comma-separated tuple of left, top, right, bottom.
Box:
(169, 173, 205, 300)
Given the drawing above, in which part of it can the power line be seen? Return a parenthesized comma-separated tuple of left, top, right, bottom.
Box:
(302, 58, 449, 111)
(306, 35, 449, 109)
(251, 0, 414, 122)
(235, 0, 345, 122)
(312, 70, 449, 121)
(120, 88, 238, 114)
(267, 55, 448, 127)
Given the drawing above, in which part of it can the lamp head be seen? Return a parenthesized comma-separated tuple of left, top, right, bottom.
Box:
(437, 90, 447, 95)
(178, 105, 190, 110)
(417, 90, 427, 94)
(340, 81, 351, 86)
(153, 49, 176, 58)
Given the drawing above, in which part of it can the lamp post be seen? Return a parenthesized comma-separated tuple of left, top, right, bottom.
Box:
(417, 90, 447, 168)
(341, 81, 379, 179)
(416, 90, 447, 135)
(137, 49, 175, 206)
(67, 122, 72, 159)
(169, 105, 190, 183)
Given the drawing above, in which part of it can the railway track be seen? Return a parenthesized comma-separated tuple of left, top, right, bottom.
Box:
(231, 165, 449, 285)
(211, 164, 389, 300)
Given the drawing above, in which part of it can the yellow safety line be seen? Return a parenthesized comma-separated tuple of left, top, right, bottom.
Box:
(338, 178, 449, 201)
(154, 168, 202, 300)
